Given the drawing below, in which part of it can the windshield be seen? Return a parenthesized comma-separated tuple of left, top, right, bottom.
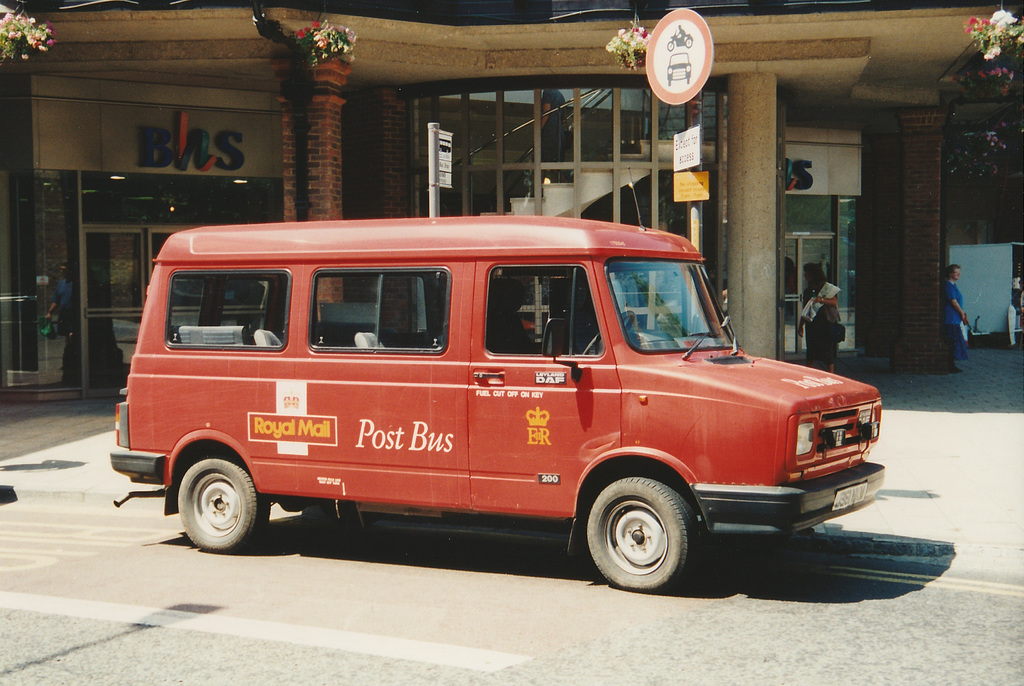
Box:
(607, 260, 731, 353)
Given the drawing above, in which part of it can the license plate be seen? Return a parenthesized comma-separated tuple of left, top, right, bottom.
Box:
(832, 482, 868, 511)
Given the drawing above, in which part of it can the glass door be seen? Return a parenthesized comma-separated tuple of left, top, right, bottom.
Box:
(785, 236, 834, 357)
(783, 194, 857, 359)
(84, 229, 142, 391)
(82, 226, 188, 393)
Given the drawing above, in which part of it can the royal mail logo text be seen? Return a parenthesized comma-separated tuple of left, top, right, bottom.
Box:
(248, 413, 338, 446)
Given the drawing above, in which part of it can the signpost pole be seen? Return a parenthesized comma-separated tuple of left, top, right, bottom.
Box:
(427, 122, 440, 218)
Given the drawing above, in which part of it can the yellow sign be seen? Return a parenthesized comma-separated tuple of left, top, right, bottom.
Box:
(674, 171, 710, 202)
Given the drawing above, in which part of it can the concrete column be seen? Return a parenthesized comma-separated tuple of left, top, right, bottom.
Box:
(726, 72, 778, 359)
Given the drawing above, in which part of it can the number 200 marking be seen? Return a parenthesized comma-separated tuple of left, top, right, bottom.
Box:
(538, 473, 561, 485)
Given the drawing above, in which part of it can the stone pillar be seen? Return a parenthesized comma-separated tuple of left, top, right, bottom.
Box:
(274, 58, 348, 222)
(862, 133, 902, 357)
(891, 107, 948, 373)
(726, 72, 778, 359)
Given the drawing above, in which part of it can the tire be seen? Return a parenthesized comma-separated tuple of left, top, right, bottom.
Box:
(178, 458, 267, 553)
(586, 477, 697, 593)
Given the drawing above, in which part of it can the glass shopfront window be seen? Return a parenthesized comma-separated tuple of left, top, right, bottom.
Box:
(581, 88, 614, 163)
(503, 90, 534, 165)
(469, 93, 497, 166)
(81, 173, 282, 225)
(409, 84, 720, 233)
(0, 171, 80, 390)
(1, 171, 282, 396)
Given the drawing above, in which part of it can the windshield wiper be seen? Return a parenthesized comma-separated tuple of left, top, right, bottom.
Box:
(682, 332, 709, 360)
(683, 316, 731, 360)
(727, 316, 740, 355)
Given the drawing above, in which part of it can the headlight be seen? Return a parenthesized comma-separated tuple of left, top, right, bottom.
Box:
(796, 421, 816, 455)
(858, 409, 872, 425)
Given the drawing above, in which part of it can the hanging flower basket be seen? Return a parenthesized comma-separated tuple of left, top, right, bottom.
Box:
(954, 66, 1015, 99)
(606, 23, 650, 71)
(946, 126, 1009, 177)
(965, 10, 1023, 63)
(294, 20, 356, 67)
(0, 12, 55, 63)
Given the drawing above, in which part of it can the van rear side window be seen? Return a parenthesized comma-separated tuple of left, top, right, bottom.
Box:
(166, 271, 290, 348)
(310, 270, 449, 352)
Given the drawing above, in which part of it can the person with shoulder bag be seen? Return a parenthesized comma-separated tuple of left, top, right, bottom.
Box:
(797, 262, 842, 373)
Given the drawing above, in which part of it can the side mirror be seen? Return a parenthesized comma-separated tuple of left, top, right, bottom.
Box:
(541, 318, 582, 381)
(541, 318, 568, 357)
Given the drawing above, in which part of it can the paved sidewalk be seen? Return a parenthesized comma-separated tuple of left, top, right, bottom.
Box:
(1, 348, 1022, 559)
(815, 347, 1024, 558)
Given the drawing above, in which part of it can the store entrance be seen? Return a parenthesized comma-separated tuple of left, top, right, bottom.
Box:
(784, 235, 834, 358)
(82, 226, 183, 394)
(782, 194, 857, 361)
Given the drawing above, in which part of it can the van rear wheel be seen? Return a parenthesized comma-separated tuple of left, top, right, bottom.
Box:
(179, 458, 266, 553)
(586, 477, 697, 593)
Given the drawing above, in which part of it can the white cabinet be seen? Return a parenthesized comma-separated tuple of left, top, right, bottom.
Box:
(949, 243, 1023, 341)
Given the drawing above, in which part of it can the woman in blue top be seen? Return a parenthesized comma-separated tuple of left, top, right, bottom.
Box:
(944, 263, 968, 373)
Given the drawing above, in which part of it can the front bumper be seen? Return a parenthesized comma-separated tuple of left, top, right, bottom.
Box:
(110, 449, 165, 485)
(692, 462, 885, 535)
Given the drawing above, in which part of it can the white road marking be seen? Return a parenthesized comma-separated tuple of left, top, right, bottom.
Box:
(0, 591, 530, 673)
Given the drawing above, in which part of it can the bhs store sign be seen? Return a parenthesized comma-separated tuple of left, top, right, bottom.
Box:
(139, 111, 244, 172)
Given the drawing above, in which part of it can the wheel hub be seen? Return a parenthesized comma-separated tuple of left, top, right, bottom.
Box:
(610, 502, 668, 573)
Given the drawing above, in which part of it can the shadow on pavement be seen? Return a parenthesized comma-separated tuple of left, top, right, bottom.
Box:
(156, 510, 955, 605)
(0, 398, 116, 462)
(0, 459, 86, 472)
(835, 347, 1023, 414)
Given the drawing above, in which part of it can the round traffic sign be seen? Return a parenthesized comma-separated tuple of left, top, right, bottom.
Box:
(647, 9, 714, 105)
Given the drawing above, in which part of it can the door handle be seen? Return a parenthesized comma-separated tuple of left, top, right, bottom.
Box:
(473, 371, 505, 386)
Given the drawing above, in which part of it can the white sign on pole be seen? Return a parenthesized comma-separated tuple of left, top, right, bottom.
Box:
(438, 130, 453, 189)
(674, 125, 701, 172)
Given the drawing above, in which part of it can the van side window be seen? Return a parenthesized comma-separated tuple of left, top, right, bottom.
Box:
(167, 271, 289, 348)
(486, 266, 603, 356)
(311, 270, 449, 352)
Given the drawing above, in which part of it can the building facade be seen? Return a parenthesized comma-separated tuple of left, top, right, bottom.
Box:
(1, 1, 1020, 397)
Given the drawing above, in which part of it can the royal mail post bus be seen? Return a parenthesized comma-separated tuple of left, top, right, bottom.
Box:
(112, 216, 883, 593)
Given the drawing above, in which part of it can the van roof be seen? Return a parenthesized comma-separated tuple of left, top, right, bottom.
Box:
(155, 216, 702, 265)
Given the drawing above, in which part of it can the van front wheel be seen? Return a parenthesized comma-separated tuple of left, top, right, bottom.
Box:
(586, 477, 696, 593)
(179, 458, 265, 553)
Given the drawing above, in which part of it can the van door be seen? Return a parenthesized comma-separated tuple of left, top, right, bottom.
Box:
(468, 263, 621, 517)
(294, 265, 469, 510)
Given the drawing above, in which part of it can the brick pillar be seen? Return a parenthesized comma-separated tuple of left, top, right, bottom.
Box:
(891, 107, 949, 373)
(274, 58, 348, 221)
(342, 88, 409, 218)
(862, 133, 902, 357)
(272, 58, 299, 222)
(307, 60, 348, 220)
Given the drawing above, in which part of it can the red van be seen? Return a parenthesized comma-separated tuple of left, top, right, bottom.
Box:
(112, 216, 883, 593)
